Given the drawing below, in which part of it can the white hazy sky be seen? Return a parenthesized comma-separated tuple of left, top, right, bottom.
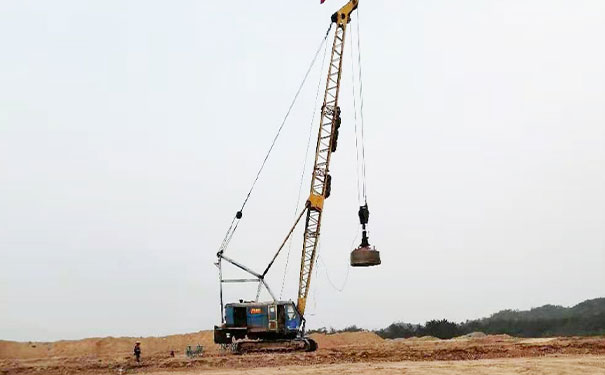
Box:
(1, 0, 604, 342)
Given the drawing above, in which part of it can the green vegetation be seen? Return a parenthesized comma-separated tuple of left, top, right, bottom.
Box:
(311, 298, 605, 339)
(376, 298, 605, 339)
(308, 325, 364, 335)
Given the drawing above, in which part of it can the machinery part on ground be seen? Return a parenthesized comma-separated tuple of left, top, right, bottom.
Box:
(233, 338, 317, 354)
(219, 342, 238, 353)
(185, 345, 204, 358)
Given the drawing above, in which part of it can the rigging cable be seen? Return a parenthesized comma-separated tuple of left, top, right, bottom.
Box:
(317, 230, 358, 293)
(350, 18, 362, 205)
(279, 26, 332, 299)
(308, 13, 368, 296)
(356, 9, 368, 203)
(217, 24, 333, 255)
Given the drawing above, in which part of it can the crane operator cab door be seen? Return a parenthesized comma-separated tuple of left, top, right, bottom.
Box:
(268, 304, 278, 331)
(284, 303, 301, 332)
(234, 306, 247, 327)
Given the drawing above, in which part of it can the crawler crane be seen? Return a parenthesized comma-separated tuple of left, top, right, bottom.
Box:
(213, 0, 380, 353)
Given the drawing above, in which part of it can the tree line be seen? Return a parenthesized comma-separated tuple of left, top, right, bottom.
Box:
(310, 298, 605, 339)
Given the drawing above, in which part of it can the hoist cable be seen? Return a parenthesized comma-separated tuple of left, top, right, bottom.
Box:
(318, 230, 358, 293)
(309, 241, 322, 314)
(217, 24, 333, 255)
(239, 24, 333, 213)
(218, 218, 236, 254)
(350, 21, 362, 205)
(356, 10, 368, 203)
(320, 256, 351, 293)
(280, 27, 332, 299)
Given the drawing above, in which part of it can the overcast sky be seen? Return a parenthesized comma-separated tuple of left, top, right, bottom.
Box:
(1, 0, 604, 342)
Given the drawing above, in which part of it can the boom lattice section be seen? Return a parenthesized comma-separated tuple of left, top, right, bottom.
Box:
(298, 23, 348, 315)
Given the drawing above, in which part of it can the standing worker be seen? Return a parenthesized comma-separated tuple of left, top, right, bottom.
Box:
(133, 342, 141, 362)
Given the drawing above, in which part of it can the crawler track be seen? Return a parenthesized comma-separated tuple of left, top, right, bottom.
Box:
(235, 338, 317, 354)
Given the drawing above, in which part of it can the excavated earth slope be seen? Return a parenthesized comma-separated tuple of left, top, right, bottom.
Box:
(2, 331, 605, 375)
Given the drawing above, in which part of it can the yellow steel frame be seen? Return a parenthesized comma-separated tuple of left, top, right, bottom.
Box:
(297, 0, 359, 315)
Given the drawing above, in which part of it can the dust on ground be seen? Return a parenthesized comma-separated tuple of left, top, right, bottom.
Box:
(2, 331, 605, 375)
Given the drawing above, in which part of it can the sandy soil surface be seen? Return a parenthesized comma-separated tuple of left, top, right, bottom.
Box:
(148, 356, 605, 375)
(2, 331, 605, 375)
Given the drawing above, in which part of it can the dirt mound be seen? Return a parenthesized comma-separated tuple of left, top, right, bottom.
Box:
(2, 331, 385, 360)
(480, 334, 514, 342)
(464, 331, 487, 338)
(1, 331, 385, 360)
(0, 331, 215, 360)
(310, 331, 383, 348)
(453, 332, 487, 340)
(406, 336, 439, 341)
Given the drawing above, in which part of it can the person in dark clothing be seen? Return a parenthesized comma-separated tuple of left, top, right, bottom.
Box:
(133, 342, 141, 362)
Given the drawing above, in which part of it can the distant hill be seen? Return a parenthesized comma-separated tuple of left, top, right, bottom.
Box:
(488, 298, 605, 321)
(375, 298, 605, 339)
(571, 298, 605, 317)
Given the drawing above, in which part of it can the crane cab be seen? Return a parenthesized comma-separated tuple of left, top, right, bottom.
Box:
(214, 301, 303, 344)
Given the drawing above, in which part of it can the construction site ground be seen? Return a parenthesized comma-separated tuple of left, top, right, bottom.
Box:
(2, 331, 605, 375)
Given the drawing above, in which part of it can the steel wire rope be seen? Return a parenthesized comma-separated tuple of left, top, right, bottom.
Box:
(305, 17, 367, 300)
(217, 24, 333, 255)
(317, 230, 357, 293)
(356, 10, 369, 203)
(279, 27, 332, 300)
(312, 19, 366, 295)
(350, 17, 362, 206)
(308, 241, 322, 315)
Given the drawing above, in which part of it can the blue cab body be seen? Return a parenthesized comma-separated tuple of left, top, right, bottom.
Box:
(214, 301, 303, 344)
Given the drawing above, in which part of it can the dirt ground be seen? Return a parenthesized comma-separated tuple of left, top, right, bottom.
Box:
(147, 356, 605, 375)
(2, 331, 605, 375)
